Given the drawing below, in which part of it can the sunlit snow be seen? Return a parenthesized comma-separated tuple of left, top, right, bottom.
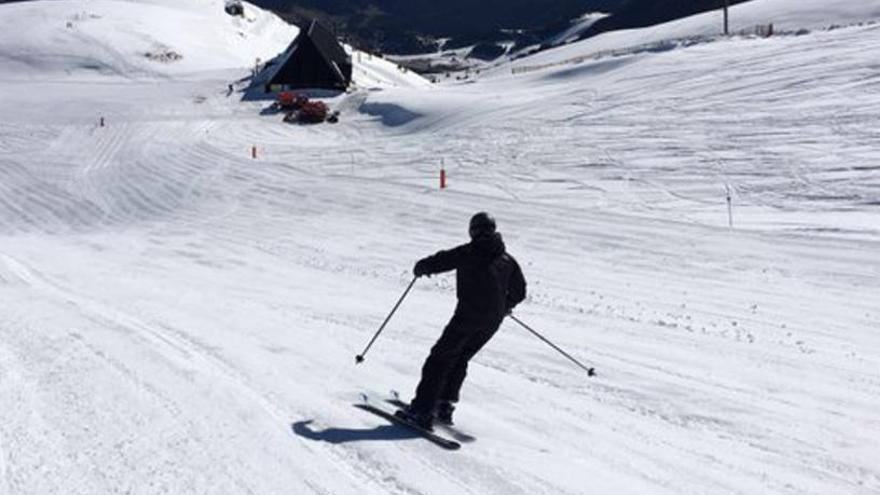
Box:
(1, 1, 878, 494)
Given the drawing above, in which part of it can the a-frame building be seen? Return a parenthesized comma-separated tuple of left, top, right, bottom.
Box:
(264, 20, 352, 92)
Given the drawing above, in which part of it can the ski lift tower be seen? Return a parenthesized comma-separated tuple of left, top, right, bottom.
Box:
(723, 0, 730, 35)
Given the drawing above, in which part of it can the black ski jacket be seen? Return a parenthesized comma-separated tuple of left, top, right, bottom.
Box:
(414, 233, 526, 321)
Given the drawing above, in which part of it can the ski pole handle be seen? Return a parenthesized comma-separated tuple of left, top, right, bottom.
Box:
(509, 314, 595, 377)
(356, 277, 418, 364)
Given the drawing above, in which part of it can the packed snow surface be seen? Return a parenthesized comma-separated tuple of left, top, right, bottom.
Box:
(1, 0, 879, 494)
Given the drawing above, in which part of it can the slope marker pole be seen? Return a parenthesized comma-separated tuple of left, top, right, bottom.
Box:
(726, 183, 734, 228)
(724, 0, 730, 35)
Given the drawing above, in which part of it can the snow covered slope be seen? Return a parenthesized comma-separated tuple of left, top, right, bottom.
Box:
(0, 0, 878, 494)
(501, 0, 880, 75)
(0, 0, 297, 78)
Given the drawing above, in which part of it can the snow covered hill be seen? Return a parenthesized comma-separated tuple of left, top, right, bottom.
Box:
(501, 0, 880, 75)
(0, 0, 427, 89)
(0, 0, 297, 78)
(0, 0, 878, 494)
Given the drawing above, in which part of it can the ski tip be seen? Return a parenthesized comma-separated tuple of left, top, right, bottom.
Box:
(359, 393, 369, 403)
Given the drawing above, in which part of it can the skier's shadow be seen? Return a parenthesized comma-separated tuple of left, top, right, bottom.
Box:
(292, 419, 419, 445)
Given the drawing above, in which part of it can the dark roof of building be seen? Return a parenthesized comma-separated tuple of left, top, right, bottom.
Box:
(265, 20, 352, 90)
(306, 21, 349, 67)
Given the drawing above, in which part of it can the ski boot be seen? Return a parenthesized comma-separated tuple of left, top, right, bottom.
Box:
(395, 405, 434, 431)
(434, 401, 456, 426)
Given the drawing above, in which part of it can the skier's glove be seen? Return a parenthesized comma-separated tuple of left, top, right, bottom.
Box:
(413, 259, 430, 278)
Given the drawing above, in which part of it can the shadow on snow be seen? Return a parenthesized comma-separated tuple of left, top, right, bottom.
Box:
(291, 419, 420, 445)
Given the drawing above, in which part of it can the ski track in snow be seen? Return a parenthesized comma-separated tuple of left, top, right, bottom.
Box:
(1, 0, 880, 494)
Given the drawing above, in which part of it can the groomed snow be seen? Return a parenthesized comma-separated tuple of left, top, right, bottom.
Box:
(0, 0, 878, 494)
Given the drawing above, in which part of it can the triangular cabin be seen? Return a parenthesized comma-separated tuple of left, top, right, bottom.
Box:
(264, 20, 352, 92)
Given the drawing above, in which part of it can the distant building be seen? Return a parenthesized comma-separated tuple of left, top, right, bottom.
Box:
(224, 1, 244, 17)
(264, 20, 352, 92)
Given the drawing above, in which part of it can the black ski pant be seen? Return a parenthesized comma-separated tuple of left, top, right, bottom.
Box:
(410, 312, 503, 413)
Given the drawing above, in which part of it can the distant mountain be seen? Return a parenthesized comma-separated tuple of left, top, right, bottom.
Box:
(249, 0, 625, 54)
(251, 0, 753, 55)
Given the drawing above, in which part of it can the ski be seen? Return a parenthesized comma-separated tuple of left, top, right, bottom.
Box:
(354, 402, 461, 450)
(385, 397, 477, 443)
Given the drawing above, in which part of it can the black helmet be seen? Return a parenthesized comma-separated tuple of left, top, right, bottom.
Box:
(469, 212, 496, 239)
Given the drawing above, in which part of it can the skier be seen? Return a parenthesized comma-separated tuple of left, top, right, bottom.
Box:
(397, 212, 527, 430)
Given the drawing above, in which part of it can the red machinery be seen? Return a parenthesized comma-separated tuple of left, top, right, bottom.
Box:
(297, 101, 328, 124)
(277, 91, 308, 110)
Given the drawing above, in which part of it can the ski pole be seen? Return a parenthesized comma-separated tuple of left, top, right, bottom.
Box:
(509, 314, 596, 377)
(356, 277, 418, 364)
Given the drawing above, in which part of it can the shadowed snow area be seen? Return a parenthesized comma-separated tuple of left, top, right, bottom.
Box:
(359, 102, 424, 127)
(0, 0, 879, 494)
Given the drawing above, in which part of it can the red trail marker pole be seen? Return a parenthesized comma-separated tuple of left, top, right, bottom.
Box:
(440, 168, 446, 189)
